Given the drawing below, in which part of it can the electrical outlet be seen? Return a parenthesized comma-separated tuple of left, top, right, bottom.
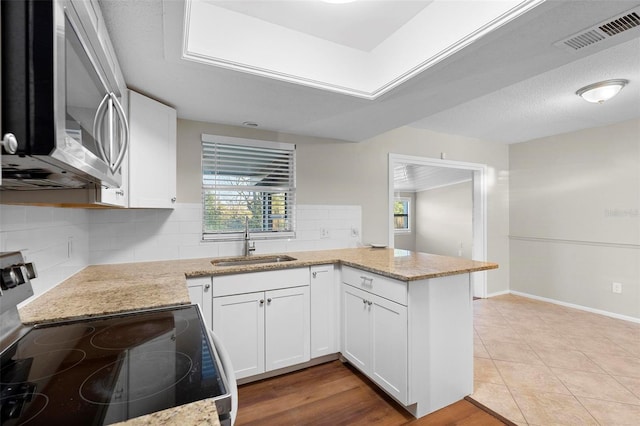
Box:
(320, 228, 329, 239)
(612, 282, 622, 294)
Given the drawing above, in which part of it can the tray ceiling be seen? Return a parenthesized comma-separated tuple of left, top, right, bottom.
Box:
(181, 0, 543, 98)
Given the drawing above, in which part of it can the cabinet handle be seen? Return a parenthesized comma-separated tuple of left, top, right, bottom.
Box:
(360, 276, 373, 285)
(367, 301, 373, 306)
(312, 271, 317, 278)
(362, 299, 367, 305)
(204, 284, 210, 290)
(267, 298, 272, 303)
(259, 299, 264, 305)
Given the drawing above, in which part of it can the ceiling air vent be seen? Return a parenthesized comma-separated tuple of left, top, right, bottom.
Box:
(555, 8, 640, 52)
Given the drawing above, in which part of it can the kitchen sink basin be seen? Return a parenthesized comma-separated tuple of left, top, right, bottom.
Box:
(211, 255, 297, 267)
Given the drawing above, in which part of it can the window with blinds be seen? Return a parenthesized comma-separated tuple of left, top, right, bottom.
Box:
(201, 135, 296, 241)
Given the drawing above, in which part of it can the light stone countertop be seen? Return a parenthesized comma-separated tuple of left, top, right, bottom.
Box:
(16, 247, 497, 425)
(109, 399, 220, 426)
(19, 247, 497, 325)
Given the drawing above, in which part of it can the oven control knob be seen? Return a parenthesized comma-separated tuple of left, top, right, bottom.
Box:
(24, 263, 37, 279)
(1, 266, 29, 289)
(1, 268, 20, 289)
(2, 133, 18, 154)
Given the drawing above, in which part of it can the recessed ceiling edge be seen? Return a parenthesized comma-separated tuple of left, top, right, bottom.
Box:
(181, 0, 545, 100)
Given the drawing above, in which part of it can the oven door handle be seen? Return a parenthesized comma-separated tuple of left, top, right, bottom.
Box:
(209, 330, 238, 425)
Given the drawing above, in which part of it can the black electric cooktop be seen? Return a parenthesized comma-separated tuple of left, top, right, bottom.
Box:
(0, 305, 230, 425)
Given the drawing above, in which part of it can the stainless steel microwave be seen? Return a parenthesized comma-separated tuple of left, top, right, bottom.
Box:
(1, 0, 129, 190)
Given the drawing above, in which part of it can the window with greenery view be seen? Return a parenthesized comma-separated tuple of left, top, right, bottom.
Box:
(394, 198, 410, 232)
(202, 135, 296, 241)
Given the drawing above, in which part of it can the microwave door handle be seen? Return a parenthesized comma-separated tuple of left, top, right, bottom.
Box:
(93, 93, 110, 165)
(109, 93, 129, 174)
(108, 96, 115, 170)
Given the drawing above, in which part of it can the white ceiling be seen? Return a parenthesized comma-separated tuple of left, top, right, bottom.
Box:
(210, 1, 432, 52)
(99, 0, 640, 144)
(394, 164, 472, 192)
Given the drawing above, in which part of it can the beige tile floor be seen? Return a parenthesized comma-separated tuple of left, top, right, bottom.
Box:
(470, 294, 640, 426)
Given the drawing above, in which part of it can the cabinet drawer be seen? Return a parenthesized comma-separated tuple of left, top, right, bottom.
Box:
(212, 267, 310, 297)
(342, 266, 407, 306)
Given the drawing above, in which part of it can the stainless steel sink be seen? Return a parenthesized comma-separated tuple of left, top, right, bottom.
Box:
(211, 255, 297, 267)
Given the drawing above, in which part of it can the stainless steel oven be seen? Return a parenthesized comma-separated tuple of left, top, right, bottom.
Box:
(0, 252, 236, 425)
(1, 0, 129, 190)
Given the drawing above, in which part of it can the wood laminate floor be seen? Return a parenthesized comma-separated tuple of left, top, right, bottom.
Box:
(235, 360, 508, 426)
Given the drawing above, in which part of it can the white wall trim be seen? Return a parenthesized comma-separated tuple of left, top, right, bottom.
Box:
(486, 290, 510, 298)
(389, 153, 488, 298)
(508, 290, 640, 324)
(510, 235, 640, 250)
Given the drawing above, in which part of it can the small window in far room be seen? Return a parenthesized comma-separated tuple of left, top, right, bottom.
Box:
(394, 198, 410, 232)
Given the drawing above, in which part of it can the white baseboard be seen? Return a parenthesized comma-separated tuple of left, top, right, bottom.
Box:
(486, 290, 510, 298)
(508, 290, 640, 324)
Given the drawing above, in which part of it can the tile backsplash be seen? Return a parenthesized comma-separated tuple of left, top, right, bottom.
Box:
(0, 205, 90, 297)
(1, 203, 361, 296)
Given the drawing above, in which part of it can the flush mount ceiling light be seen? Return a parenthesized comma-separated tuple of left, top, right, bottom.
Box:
(576, 79, 629, 103)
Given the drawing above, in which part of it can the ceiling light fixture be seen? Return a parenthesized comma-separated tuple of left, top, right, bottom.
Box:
(322, 0, 357, 4)
(576, 79, 628, 104)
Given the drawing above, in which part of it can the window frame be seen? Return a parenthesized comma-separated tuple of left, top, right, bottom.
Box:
(201, 134, 296, 242)
(394, 197, 411, 234)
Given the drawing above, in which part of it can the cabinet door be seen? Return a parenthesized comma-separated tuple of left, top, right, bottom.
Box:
(128, 90, 177, 208)
(187, 277, 212, 330)
(265, 286, 310, 371)
(98, 149, 129, 207)
(310, 265, 337, 358)
(341, 284, 370, 372)
(212, 292, 265, 379)
(370, 294, 408, 404)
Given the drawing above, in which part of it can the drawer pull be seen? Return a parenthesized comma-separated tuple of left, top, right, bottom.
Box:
(360, 276, 373, 285)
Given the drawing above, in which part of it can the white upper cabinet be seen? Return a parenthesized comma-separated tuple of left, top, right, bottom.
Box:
(127, 90, 177, 208)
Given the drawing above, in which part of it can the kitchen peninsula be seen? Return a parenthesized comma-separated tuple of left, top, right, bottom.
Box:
(19, 248, 496, 324)
(19, 247, 497, 420)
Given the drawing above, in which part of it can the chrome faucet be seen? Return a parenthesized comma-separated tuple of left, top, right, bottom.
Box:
(244, 217, 256, 256)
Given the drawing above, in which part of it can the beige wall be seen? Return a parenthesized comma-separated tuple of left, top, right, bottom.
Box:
(415, 181, 473, 258)
(509, 118, 640, 318)
(176, 119, 510, 294)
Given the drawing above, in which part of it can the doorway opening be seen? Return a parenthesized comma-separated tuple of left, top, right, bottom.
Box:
(388, 154, 488, 298)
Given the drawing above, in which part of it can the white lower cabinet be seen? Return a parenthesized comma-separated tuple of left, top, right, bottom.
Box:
(341, 283, 408, 404)
(265, 287, 310, 371)
(187, 277, 212, 330)
(212, 291, 265, 379)
(212, 285, 310, 380)
(310, 264, 337, 358)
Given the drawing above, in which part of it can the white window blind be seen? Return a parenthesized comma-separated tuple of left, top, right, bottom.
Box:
(202, 135, 296, 241)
